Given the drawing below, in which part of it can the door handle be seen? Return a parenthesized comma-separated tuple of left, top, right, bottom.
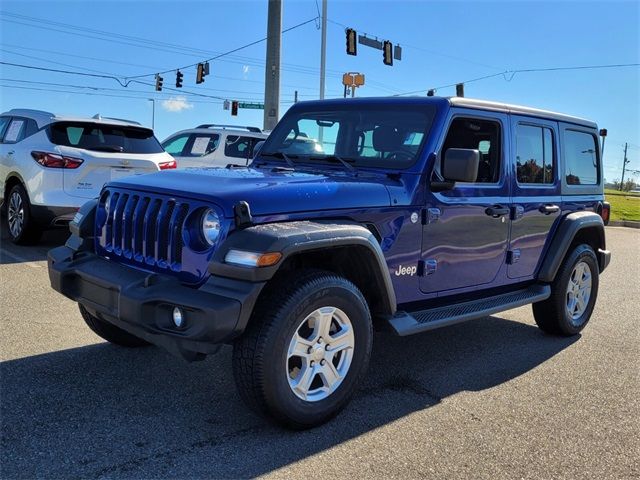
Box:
(485, 205, 510, 217)
(539, 204, 560, 215)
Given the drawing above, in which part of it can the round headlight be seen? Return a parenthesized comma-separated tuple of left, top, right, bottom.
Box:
(201, 208, 221, 246)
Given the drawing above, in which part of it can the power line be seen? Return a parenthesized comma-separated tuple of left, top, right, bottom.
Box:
(124, 17, 320, 80)
(393, 63, 640, 96)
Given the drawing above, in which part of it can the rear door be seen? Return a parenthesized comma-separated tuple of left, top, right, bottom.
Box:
(508, 116, 562, 279)
(49, 121, 166, 200)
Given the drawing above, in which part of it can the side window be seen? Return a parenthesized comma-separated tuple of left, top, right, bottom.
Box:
(162, 134, 190, 155)
(225, 135, 258, 160)
(3, 119, 26, 144)
(441, 117, 501, 183)
(564, 130, 599, 185)
(0, 117, 10, 142)
(516, 125, 554, 184)
(185, 134, 219, 157)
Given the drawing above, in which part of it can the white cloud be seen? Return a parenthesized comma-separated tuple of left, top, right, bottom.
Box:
(242, 65, 250, 78)
(161, 96, 193, 112)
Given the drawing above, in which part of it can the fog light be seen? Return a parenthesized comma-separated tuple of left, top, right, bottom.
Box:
(172, 307, 184, 328)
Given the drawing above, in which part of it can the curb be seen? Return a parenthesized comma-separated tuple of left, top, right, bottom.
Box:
(607, 220, 640, 229)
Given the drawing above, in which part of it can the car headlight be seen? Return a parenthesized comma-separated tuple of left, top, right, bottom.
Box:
(201, 208, 221, 246)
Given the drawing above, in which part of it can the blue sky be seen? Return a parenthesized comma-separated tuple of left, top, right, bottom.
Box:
(1, 0, 638, 182)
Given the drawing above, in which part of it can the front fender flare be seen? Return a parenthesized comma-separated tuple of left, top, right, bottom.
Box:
(209, 220, 396, 313)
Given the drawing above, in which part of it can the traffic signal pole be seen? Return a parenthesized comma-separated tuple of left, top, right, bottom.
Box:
(263, 0, 282, 131)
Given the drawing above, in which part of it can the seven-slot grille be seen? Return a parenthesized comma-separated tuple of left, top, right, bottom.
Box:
(99, 190, 190, 271)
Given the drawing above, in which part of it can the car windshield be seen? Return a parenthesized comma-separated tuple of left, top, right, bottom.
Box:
(259, 104, 436, 169)
(48, 121, 164, 154)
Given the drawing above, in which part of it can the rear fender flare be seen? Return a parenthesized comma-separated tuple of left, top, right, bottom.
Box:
(538, 211, 606, 282)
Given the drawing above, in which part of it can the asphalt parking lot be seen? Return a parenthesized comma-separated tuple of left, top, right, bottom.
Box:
(1, 224, 638, 479)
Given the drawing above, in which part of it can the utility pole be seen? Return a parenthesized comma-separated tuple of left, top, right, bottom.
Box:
(319, 0, 327, 100)
(263, 0, 282, 131)
(620, 142, 629, 191)
(148, 98, 155, 130)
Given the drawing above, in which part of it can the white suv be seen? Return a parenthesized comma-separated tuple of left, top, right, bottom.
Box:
(161, 124, 268, 168)
(0, 109, 176, 244)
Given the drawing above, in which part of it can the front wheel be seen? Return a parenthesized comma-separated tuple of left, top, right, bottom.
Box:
(533, 244, 599, 336)
(232, 271, 373, 429)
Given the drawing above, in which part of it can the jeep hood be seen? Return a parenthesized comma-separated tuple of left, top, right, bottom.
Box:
(108, 167, 393, 217)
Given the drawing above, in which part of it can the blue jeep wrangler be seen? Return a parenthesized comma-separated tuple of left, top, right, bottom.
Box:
(48, 97, 611, 428)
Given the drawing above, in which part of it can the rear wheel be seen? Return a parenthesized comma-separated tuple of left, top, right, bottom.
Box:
(533, 244, 599, 336)
(79, 304, 150, 347)
(6, 184, 41, 245)
(232, 270, 373, 429)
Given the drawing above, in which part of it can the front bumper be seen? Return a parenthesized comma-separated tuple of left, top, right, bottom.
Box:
(48, 245, 264, 360)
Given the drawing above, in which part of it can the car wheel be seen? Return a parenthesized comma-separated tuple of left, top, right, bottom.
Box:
(232, 270, 373, 429)
(533, 244, 599, 336)
(79, 304, 150, 347)
(6, 184, 41, 245)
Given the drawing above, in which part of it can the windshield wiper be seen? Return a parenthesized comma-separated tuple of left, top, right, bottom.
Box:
(260, 151, 296, 168)
(310, 154, 356, 172)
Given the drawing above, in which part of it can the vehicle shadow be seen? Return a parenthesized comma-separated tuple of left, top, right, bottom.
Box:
(0, 316, 578, 478)
(0, 219, 68, 265)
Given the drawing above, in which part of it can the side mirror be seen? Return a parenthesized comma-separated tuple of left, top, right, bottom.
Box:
(252, 140, 265, 159)
(442, 148, 480, 183)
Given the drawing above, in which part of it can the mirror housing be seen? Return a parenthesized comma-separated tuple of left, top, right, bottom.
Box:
(252, 140, 265, 159)
(442, 148, 480, 183)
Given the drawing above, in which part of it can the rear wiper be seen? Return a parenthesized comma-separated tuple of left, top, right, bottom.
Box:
(88, 145, 124, 152)
(260, 151, 296, 168)
(311, 154, 356, 172)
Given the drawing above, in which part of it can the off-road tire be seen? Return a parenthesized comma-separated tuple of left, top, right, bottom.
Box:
(79, 304, 150, 347)
(533, 244, 599, 336)
(232, 270, 373, 429)
(6, 184, 41, 245)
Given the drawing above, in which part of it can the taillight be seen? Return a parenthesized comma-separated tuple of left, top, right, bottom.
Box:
(31, 151, 83, 169)
(159, 159, 177, 170)
(600, 201, 610, 225)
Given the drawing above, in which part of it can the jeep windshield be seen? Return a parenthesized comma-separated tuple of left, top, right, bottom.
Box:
(259, 103, 436, 169)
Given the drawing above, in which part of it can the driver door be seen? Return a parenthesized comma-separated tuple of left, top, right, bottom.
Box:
(420, 111, 512, 294)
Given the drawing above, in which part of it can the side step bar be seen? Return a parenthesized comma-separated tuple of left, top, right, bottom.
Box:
(388, 284, 551, 336)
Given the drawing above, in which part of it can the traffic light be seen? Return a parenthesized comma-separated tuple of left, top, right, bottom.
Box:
(456, 83, 464, 97)
(203, 61, 210, 76)
(427, 89, 435, 97)
(346, 28, 357, 56)
(231, 100, 239, 116)
(176, 70, 183, 88)
(196, 63, 205, 84)
(155, 74, 163, 92)
(383, 41, 393, 66)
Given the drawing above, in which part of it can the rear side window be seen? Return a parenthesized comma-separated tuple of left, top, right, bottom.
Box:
(48, 122, 163, 154)
(3, 119, 26, 143)
(516, 125, 554, 184)
(225, 135, 260, 160)
(564, 130, 599, 185)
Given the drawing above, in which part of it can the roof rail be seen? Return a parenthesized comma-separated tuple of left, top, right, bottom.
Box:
(196, 124, 262, 133)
